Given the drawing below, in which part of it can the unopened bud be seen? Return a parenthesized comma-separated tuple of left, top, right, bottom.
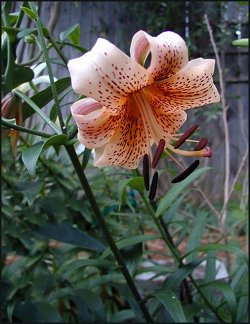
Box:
(24, 34, 36, 44)
(1, 92, 21, 119)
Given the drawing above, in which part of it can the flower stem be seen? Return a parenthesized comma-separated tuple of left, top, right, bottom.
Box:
(1, 118, 52, 138)
(136, 169, 226, 322)
(65, 145, 153, 323)
(29, 1, 66, 134)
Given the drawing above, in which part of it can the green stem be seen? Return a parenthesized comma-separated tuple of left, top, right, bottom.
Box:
(47, 36, 68, 65)
(1, 118, 52, 138)
(17, 49, 43, 66)
(15, 1, 27, 28)
(29, 1, 66, 134)
(4, 37, 16, 94)
(64, 145, 153, 323)
(138, 182, 226, 321)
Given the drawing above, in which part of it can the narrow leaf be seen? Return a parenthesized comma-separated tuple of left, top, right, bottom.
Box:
(22, 77, 71, 120)
(35, 223, 106, 252)
(154, 289, 187, 322)
(186, 211, 207, 262)
(199, 280, 237, 321)
(118, 177, 144, 210)
(232, 38, 248, 47)
(156, 167, 211, 216)
(58, 259, 117, 278)
(164, 259, 204, 290)
(182, 243, 248, 265)
(21, 7, 37, 21)
(15, 90, 60, 133)
(101, 234, 160, 259)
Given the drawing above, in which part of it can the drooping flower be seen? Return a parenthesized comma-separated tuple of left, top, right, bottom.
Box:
(68, 30, 220, 169)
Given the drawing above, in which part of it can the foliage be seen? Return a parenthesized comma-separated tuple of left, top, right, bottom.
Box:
(1, 1, 248, 323)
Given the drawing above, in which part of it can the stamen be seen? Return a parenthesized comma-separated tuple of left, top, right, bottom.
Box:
(148, 171, 158, 200)
(143, 154, 150, 191)
(203, 147, 212, 158)
(194, 137, 208, 151)
(152, 139, 165, 169)
(174, 124, 199, 149)
(171, 160, 200, 183)
(166, 143, 211, 157)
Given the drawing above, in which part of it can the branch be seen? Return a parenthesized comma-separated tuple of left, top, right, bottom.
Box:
(204, 14, 230, 229)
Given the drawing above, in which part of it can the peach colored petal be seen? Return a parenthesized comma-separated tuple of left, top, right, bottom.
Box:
(153, 58, 220, 110)
(68, 38, 153, 116)
(71, 98, 122, 148)
(130, 30, 188, 80)
(93, 102, 151, 169)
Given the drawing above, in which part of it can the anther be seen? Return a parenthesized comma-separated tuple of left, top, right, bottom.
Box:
(171, 160, 200, 183)
(174, 124, 199, 149)
(194, 137, 208, 151)
(143, 154, 150, 191)
(148, 171, 158, 200)
(152, 139, 165, 169)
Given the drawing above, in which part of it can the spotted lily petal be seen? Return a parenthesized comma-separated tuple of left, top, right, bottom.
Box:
(71, 98, 122, 148)
(130, 30, 188, 79)
(93, 101, 151, 169)
(68, 38, 153, 115)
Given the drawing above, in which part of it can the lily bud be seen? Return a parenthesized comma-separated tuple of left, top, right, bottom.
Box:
(1, 92, 21, 119)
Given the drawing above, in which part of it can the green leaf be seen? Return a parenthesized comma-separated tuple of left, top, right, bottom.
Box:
(182, 243, 248, 265)
(12, 65, 34, 89)
(82, 147, 92, 170)
(43, 134, 68, 148)
(15, 90, 60, 134)
(22, 141, 44, 177)
(199, 280, 237, 322)
(118, 176, 144, 210)
(21, 7, 37, 21)
(120, 242, 143, 276)
(17, 179, 42, 206)
(230, 263, 248, 291)
(14, 301, 45, 322)
(154, 289, 188, 322)
(35, 223, 106, 252)
(232, 38, 248, 47)
(186, 211, 207, 262)
(110, 310, 135, 322)
(156, 167, 211, 217)
(60, 24, 80, 45)
(58, 259, 118, 278)
(101, 234, 160, 259)
(164, 259, 204, 290)
(17, 27, 37, 39)
(21, 135, 68, 177)
(22, 77, 71, 120)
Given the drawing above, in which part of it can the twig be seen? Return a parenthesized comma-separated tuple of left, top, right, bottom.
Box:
(204, 14, 230, 230)
(220, 147, 249, 217)
(48, 1, 61, 34)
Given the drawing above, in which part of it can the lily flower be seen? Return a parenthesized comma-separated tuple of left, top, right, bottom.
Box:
(68, 30, 220, 169)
